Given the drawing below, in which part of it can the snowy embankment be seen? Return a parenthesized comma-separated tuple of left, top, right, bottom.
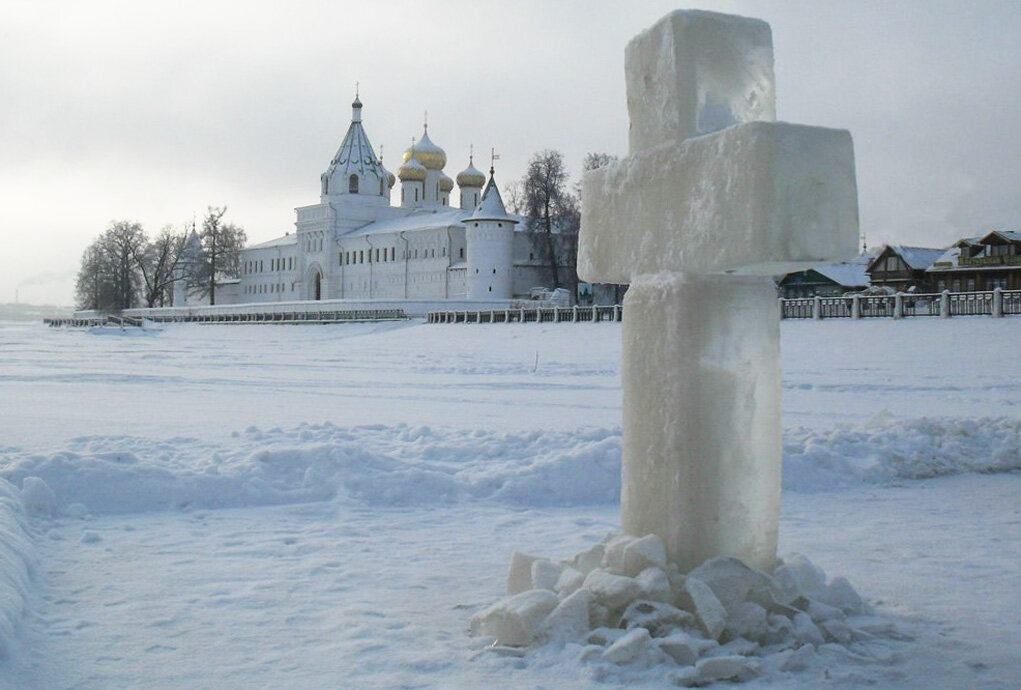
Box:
(0, 480, 35, 659)
(2, 414, 1019, 519)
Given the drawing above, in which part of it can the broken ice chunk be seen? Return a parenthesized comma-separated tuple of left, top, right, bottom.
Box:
(530, 558, 561, 592)
(506, 551, 540, 595)
(623, 534, 667, 576)
(469, 589, 559, 647)
(601, 627, 654, 665)
(541, 588, 591, 642)
(683, 577, 727, 640)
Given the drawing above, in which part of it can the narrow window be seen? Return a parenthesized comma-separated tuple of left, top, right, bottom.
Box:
(414, 188, 419, 202)
(401, 187, 405, 202)
(493, 269, 496, 274)
(380, 179, 385, 196)
(349, 174, 359, 194)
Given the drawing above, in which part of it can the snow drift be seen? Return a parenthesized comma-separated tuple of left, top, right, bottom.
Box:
(1, 415, 1018, 520)
(0, 478, 37, 660)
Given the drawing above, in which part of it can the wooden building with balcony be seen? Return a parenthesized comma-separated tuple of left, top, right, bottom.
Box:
(926, 231, 1021, 292)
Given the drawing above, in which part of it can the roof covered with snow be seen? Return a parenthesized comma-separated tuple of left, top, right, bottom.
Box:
(324, 98, 388, 184)
(981, 230, 1021, 243)
(892, 246, 946, 270)
(341, 208, 472, 237)
(248, 234, 297, 250)
(812, 257, 870, 287)
(869, 245, 946, 271)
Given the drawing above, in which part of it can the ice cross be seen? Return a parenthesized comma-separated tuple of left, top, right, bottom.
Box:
(579, 10, 859, 572)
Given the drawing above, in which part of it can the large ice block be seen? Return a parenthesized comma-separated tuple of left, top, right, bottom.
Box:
(620, 273, 781, 573)
(625, 10, 776, 153)
(578, 121, 859, 284)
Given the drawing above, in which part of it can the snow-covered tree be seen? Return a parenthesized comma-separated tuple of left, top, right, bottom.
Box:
(191, 206, 246, 305)
(521, 150, 580, 291)
(135, 226, 186, 308)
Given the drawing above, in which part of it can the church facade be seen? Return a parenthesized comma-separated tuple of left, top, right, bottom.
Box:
(226, 95, 570, 305)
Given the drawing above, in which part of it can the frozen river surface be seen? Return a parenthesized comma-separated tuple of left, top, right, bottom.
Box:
(0, 318, 1018, 689)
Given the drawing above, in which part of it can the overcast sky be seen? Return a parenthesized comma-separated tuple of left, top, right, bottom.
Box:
(3, 0, 1020, 305)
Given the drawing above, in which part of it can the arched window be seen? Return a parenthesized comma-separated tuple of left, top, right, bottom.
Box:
(349, 174, 359, 194)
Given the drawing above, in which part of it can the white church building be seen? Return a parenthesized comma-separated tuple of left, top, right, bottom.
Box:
(215, 94, 570, 306)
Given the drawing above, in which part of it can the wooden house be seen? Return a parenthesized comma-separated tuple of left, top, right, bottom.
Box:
(866, 245, 945, 293)
(778, 255, 870, 298)
(926, 231, 1021, 292)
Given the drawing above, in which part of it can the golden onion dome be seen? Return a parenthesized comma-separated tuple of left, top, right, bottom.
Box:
(439, 172, 454, 193)
(397, 156, 426, 182)
(456, 159, 486, 188)
(403, 128, 446, 171)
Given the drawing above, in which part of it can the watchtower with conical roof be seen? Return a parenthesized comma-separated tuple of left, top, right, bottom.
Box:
(466, 167, 518, 299)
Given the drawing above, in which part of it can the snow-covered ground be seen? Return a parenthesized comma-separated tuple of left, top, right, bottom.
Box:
(0, 318, 1018, 689)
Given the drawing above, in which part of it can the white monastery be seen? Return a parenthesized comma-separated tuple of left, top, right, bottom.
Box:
(198, 94, 570, 306)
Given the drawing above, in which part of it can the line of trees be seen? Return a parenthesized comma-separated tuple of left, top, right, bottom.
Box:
(74, 206, 246, 311)
(507, 150, 618, 297)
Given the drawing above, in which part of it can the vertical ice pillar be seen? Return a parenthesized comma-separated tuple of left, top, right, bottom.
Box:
(622, 274, 782, 571)
(578, 10, 859, 573)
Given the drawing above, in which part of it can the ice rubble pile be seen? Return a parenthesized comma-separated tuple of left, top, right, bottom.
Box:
(471, 534, 897, 686)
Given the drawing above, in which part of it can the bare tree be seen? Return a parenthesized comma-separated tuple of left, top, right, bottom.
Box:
(134, 226, 186, 308)
(103, 220, 147, 310)
(74, 241, 117, 310)
(192, 206, 246, 305)
(503, 180, 524, 215)
(522, 150, 578, 291)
